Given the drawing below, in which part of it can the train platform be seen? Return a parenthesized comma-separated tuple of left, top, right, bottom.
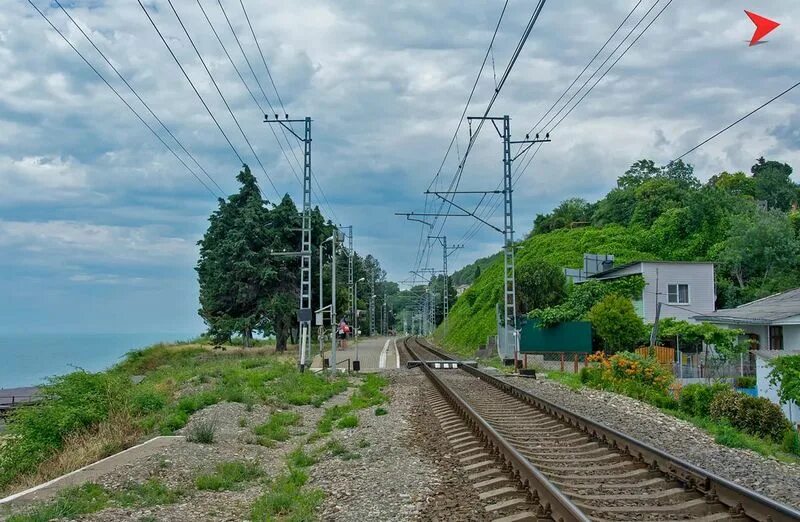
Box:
(309, 336, 400, 371)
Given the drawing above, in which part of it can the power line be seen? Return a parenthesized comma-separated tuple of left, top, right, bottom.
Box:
(53, 0, 225, 197)
(412, 0, 511, 280)
(676, 78, 800, 160)
(214, 0, 305, 178)
(233, 0, 340, 223)
(526, 0, 644, 137)
(238, 0, 287, 114)
(547, 0, 673, 133)
(163, 0, 281, 198)
(460, 0, 674, 245)
(415, 0, 548, 274)
(28, 0, 220, 199)
(195, 0, 302, 188)
(137, 0, 247, 181)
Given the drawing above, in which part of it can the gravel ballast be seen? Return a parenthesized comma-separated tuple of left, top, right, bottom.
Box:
(499, 374, 800, 509)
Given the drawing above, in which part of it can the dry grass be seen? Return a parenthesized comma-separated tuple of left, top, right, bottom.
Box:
(4, 411, 143, 495)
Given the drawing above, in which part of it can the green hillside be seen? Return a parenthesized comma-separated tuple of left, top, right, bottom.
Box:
(435, 158, 800, 356)
(436, 226, 656, 355)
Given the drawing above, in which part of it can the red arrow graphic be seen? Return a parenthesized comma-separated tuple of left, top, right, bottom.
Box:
(745, 10, 780, 46)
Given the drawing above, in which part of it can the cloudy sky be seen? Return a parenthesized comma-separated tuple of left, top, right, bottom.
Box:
(1, 0, 798, 334)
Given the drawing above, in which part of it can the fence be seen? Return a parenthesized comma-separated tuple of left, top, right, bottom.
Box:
(673, 354, 756, 380)
(522, 352, 590, 374)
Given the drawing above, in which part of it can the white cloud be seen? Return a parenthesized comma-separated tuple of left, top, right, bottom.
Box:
(0, 220, 196, 268)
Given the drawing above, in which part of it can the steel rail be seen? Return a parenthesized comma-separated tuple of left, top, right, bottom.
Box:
(403, 337, 589, 522)
(412, 337, 800, 522)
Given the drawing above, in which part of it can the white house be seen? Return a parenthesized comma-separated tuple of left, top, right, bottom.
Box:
(584, 261, 717, 323)
(693, 287, 800, 351)
(694, 288, 800, 424)
(754, 350, 800, 427)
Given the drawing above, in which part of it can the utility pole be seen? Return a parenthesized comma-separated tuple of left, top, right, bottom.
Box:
(340, 225, 354, 326)
(428, 235, 462, 337)
(369, 267, 376, 337)
(331, 228, 338, 372)
(265, 115, 314, 370)
(466, 115, 549, 360)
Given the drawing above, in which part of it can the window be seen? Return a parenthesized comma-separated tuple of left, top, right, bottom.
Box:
(667, 284, 689, 304)
(769, 326, 784, 351)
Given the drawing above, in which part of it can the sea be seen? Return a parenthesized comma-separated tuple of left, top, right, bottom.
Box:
(0, 332, 198, 389)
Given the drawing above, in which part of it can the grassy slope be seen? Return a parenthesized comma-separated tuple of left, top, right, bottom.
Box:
(436, 225, 655, 356)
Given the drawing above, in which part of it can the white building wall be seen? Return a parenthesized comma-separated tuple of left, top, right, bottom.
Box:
(756, 356, 800, 428)
(640, 263, 716, 324)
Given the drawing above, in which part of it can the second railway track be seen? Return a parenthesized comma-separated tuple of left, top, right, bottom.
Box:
(400, 336, 800, 522)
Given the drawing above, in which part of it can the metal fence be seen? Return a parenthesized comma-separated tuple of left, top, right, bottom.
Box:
(520, 350, 756, 379)
(674, 354, 756, 380)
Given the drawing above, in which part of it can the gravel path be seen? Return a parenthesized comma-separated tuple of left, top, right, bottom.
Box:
(312, 371, 435, 521)
(498, 374, 800, 509)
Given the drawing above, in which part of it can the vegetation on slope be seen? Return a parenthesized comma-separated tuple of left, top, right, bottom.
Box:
(0, 342, 347, 494)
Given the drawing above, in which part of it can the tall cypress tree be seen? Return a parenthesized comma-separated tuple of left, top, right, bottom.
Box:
(196, 165, 275, 346)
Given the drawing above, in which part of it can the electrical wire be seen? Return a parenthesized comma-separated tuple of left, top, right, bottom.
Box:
(414, 0, 548, 278)
(137, 0, 249, 184)
(676, 78, 800, 160)
(234, 0, 340, 223)
(459, 0, 675, 246)
(28, 0, 220, 199)
(215, 0, 305, 177)
(53, 0, 225, 197)
(195, 0, 302, 188)
(163, 0, 280, 198)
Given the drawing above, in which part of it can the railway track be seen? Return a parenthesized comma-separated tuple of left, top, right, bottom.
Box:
(400, 336, 800, 522)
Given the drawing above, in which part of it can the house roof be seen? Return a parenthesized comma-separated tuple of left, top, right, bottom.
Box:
(694, 287, 800, 325)
(587, 260, 715, 280)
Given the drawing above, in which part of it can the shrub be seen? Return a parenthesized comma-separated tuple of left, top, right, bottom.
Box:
(710, 391, 791, 441)
(0, 371, 129, 489)
(130, 387, 168, 415)
(782, 429, 800, 455)
(374, 407, 388, 416)
(586, 351, 673, 392)
(254, 411, 301, 443)
(679, 383, 731, 418)
(187, 421, 216, 444)
(195, 461, 263, 491)
(336, 415, 359, 429)
(587, 294, 647, 352)
(735, 376, 757, 389)
(579, 366, 603, 386)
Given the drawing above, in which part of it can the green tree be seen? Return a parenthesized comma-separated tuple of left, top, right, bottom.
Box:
(533, 198, 594, 234)
(617, 159, 660, 189)
(708, 171, 756, 198)
(630, 178, 687, 227)
(473, 265, 482, 281)
(515, 262, 567, 314)
(751, 157, 798, 211)
(714, 209, 800, 289)
(661, 159, 699, 189)
(592, 187, 636, 226)
(588, 294, 646, 353)
(196, 165, 276, 346)
(769, 355, 800, 406)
